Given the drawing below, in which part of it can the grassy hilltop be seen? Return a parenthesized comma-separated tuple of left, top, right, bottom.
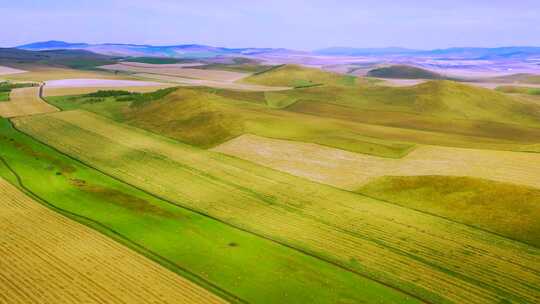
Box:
(367, 65, 446, 79)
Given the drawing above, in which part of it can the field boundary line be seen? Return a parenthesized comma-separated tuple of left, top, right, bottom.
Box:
(9, 118, 433, 304)
(0, 154, 247, 304)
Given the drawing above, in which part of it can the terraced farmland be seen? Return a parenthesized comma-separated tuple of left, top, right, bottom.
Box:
(0, 176, 227, 304)
(0, 87, 58, 118)
(14, 109, 540, 304)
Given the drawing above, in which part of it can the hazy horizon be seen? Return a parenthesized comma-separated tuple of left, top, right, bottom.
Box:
(2, 0, 539, 50)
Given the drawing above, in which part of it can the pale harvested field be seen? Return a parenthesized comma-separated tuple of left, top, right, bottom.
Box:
(118, 62, 205, 68)
(376, 78, 427, 87)
(3, 67, 133, 82)
(134, 73, 290, 91)
(213, 134, 540, 190)
(44, 85, 177, 97)
(464, 82, 540, 90)
(0, 66, 27, 76)
(43, 78, 174, 96)
(14, 110, 540, 304)
(45, 78, 168, 88)
(0, 87, 58, 118)
(0, 177, 226, 304)
(100, 63, 248, 82)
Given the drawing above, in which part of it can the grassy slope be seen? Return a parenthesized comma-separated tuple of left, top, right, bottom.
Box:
(239, 65, 540, 144)
(241, 64, 357, 88)
(285, 80, 540, 143)
(14, 110, 540, 304)
(367, 65, 444, 79)
(47, 88, 413, 158)
(358, 175, 540, 247)
(496, 85, 540, 95)
(48, 77, 540, 154)
(0, 117, 418, 304)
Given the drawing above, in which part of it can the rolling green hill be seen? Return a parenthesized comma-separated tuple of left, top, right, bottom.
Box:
(47, 79, 540, 156)
(241, 64, 357, 88)
(367, 65, 445, 79)
(48, 87, 413, 157)
(286, 80, 540, 143)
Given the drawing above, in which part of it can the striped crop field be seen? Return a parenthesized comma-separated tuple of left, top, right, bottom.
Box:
(0, 87, 58, 118)
(14, 109, 540, 304)
(212, 134, 540, 190)
(0, 176, 227, 304)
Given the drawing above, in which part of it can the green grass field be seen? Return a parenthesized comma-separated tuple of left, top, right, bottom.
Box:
(0, 91, 8, 102)
(0, 116, 425, 304)
(14, 110, 540, 304)
(358, 175, 540, 247)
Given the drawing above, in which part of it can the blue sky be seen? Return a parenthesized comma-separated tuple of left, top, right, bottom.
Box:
(1, 0, 539, 50)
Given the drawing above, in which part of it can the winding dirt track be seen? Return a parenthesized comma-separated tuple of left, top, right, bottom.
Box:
(0, 176, 227, 304)
(0, 87, 58, 118)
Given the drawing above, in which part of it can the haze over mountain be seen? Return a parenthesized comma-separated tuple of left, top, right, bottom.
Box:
(17, 40, 304, 59)
(18, 41, 540, 61)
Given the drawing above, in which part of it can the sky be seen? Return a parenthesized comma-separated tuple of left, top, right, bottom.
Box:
(1, 0, 539, 50)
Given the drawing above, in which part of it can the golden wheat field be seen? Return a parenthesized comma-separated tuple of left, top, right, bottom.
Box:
(0, 177, 227, 304)
(0, 87, 59, 118)
(14, 109, 540, 304)
(212, 134, 540, 190)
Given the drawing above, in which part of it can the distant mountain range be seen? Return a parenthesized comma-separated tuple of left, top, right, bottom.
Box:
(314, 46, 540, 59)
(17, 40, 304, 59)
(16, 41, 540, 61)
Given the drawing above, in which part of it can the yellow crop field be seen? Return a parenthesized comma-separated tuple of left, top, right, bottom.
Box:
(43, 85, 176, 97)
(14, 109, 540, 304)
(0, 176, 226, 304)
(0, 87, 59, 118)
(212, 134, 540, 190)
(3, 67, 130, 82)
(133, 73, 289, 91)
(100, 63, 249, 82)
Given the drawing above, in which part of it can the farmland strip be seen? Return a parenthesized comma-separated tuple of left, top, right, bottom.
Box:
(0, 175, 227, 304)
(14, 110, 540, 304)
